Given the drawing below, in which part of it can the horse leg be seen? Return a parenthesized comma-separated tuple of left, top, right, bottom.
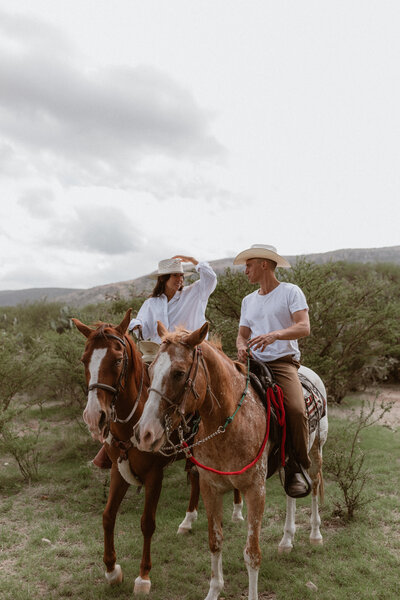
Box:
(243, 486, 265, 600)
(309, 440, 323, 546)
(103, 466, 130, 584)
(201, 482, 224, 600)
(177, 466, 199, 534)
(134, 467, 164, 595)
(278, 496, 296, 554)
(232, 488, 244, 522)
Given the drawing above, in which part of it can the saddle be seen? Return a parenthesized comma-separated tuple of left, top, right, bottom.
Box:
(248, 358, 326, 498)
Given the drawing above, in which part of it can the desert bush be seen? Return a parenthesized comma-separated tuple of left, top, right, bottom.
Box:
(0, 333, 42, 410)
(0, 413, 40, 482)
(324, 395, 394, 518)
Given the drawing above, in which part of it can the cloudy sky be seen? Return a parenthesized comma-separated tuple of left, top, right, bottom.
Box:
(1, 1, 399, 290)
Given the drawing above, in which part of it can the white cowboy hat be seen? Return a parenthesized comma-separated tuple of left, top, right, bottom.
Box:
(148, 258, 195, 279)
(233, 244, 291, 268)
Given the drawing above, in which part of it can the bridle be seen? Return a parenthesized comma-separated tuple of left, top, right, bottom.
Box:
(148, 342, 203, 411)
(88, 332, 144, 424)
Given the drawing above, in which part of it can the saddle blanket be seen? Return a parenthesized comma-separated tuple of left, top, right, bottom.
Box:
(299, 373, 326, 434)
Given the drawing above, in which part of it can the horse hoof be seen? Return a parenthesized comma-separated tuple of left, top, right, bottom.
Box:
(134, 576, 151, 595)
(310, 537, 323, 546)
(177, 526, 191, 535)
(278, 545, 292, 554)
(231, 512, 245, 523)
(105, 564, 123, 585)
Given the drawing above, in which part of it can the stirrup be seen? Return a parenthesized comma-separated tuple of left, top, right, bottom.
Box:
(284, 463, 312, 498)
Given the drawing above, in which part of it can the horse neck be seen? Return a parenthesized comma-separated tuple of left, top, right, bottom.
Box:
(198, 343, 245, 426)
(114, 336, 149, 423)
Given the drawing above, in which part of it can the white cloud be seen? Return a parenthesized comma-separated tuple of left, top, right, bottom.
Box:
(18, 188, 56, 218)
(43, 205, 143, 255)
(0, 10, 223, 190)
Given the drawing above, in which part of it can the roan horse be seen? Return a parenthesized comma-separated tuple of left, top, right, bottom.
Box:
(135, 321, 328, 600)
(73, 309, 244, 595)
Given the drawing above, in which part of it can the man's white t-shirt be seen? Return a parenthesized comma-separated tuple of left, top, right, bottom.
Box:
(239, 282, 308, 362)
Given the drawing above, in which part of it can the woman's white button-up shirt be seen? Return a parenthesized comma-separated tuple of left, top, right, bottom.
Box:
(128, 262, 217, 343)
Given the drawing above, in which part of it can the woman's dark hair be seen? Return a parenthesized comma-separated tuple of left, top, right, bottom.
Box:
(150, 274, 184, 297)
(151, 275, 170, 297)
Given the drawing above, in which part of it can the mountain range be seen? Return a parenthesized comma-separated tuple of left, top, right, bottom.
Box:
(1, 245, 399, 307)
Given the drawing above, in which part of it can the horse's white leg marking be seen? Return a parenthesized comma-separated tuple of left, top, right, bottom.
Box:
(136, 353, 172, 451)
(244, 549, 259, 600)
(278, 496, 296, 554)
(232, 500, 244, 522)
(105, 563, 123, 585)
(134, 576, 151, 595)
(204, 551, 223, 600)
(83, 348, 107, 432)
(177, 509, 198, 534)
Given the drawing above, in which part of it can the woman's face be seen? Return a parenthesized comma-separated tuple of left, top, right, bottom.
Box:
(165, 273, 184, 295)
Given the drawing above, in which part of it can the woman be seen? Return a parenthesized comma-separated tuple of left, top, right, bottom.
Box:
(93, 254, 217, 468)
(129, 255, 217, 345)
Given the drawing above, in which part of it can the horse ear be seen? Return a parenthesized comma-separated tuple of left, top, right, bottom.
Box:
(115, 308, 132, 335)
(157, 321, 169, 339)
(184, 322, 209, 347)
(71, 318, 93, 339)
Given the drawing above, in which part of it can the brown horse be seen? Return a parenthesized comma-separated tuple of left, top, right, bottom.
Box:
(73, 309, 243, 595)
(135, 321, 327, 600)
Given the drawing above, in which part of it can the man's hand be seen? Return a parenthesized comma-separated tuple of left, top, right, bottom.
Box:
(237, 345, 249, 363)
(248, 332, 279, 352)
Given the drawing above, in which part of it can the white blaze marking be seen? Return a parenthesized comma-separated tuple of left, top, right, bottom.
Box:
(141, 352, 172, 425)
(138, 352, 172, 448)
(84, 348, 107, 426)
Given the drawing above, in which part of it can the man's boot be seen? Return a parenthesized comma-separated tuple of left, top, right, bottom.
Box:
(92, 445, 112, 469)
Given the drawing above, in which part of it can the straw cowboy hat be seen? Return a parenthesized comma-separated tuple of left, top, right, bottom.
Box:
(148, 258, 195, 279)
(137, 340, 160, 364)
(233, 244, 291, 268)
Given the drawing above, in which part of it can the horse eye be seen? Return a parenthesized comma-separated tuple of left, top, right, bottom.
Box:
(173, 370, 185, 380)
(115, 358, 123, 366)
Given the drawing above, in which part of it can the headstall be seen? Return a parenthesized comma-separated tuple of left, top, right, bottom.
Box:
(88, 333, 144, 424)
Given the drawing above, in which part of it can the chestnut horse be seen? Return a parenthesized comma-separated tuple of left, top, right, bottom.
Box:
(135, 321, 328, 600)
(73, 309, 243, 595)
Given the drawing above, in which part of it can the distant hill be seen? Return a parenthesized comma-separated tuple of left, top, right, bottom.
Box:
(1, 245, 399, 307)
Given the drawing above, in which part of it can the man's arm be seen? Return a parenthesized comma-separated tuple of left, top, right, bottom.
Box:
(236, 325, 251, 362)
(248, 309, 310, 352)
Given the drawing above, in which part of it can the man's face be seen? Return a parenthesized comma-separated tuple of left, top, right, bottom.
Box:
(245, 258, 263, 283)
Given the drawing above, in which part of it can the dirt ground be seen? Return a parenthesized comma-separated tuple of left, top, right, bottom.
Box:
(329, 384, 400, 430)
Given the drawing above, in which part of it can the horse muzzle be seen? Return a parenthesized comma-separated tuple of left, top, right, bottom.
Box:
(83, 405, 110, 442)
(134, 420, 166, 453)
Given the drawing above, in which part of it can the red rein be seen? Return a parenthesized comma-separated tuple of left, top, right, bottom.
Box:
(183, 384, 286, 476)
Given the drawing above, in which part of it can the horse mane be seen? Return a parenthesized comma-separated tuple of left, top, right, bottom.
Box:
(161, 326, 190, 344)
(208, 333, 222, 351)
(161, 327, 223, 353)
(92, 322, 115, 339)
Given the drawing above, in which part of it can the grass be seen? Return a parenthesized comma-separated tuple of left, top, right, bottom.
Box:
(1, 397, 399, 600)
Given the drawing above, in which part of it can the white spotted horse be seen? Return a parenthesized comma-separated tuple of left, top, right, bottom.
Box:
(135, 321, 328, 600)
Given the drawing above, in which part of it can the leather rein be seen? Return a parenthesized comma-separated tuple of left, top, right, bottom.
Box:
(88, 332, 144, 424)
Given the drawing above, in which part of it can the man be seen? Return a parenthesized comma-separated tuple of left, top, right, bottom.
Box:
(234, 243, 311, 497)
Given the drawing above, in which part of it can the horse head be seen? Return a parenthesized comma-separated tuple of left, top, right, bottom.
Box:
(72, 308, 141, 442)
(134, 320, 209, 452)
